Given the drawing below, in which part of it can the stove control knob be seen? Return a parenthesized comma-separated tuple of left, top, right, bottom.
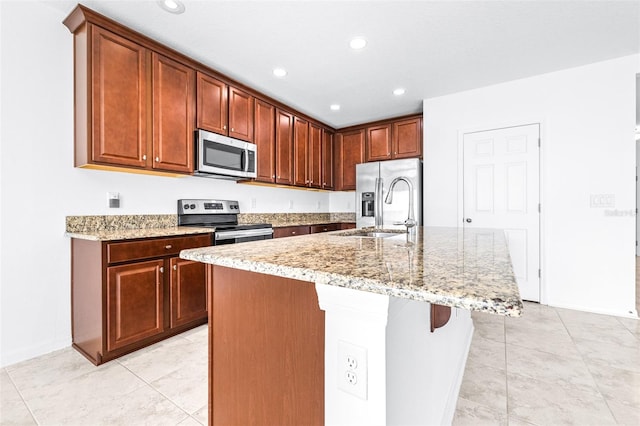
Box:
(190, 204, 196, 209)
(184, 204, 190, 210)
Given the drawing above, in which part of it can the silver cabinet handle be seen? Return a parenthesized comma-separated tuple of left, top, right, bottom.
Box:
(165, 245, 172, 249)
(223, 125, 227, 130)
(155, 157, 159, 162)
(142, 154, 147, 160)
(173, 265, 177, 271)
(231, 128, 235, 132)
(160, 266, 164, 273)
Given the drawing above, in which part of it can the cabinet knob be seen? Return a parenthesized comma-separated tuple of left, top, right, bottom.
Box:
(291, 231, 296, 235)
(231, 128, 235, 132)
(160, 266, 164, 273)
(173, 265, 177, 271)
(155, 157, 159, 162)
(142, 154, 147, 160)
(223, 125, 227, 130)
(272, 175, 276, 179)
(165, 245, 172, 249)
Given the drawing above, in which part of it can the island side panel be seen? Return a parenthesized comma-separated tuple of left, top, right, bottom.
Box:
(210, 266, 325, 426)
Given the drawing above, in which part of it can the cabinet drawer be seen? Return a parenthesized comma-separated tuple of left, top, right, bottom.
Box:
(273, 226, 310, 239)
(107, 234, 212, 264)
(310, 223, 340, 233)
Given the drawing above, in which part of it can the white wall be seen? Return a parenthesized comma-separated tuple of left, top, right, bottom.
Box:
(0, 1, 349, 367)
(424, 55, 639, 317)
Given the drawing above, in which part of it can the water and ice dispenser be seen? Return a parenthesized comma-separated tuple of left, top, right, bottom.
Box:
(361, 192, 375, 217)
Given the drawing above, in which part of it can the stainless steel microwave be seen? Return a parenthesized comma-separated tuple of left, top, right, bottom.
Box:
(194, 129, 257, 180)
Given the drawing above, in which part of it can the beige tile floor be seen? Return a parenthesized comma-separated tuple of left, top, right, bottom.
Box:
(1, 302, 639, 425)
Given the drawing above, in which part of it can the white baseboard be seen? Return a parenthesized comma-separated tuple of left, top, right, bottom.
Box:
(0, 338, 71, 369)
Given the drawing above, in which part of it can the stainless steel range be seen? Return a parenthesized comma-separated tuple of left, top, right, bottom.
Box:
(177, 199, 273, 244)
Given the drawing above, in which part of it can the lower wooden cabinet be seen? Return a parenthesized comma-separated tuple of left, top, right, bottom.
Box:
(274, 223, 355, 238)
(273, 225, 311, 239)
(170, 257, 208, 328)
(72, 233, 212, 365)
(107, 260, 164, 352)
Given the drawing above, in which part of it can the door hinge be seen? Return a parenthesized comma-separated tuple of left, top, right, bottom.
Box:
(538, 203, 541, 213)
(538, 138, 541, 148)
(538, 269, 541, 278)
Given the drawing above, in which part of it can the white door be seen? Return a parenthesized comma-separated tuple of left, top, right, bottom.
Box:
(463, 124, 540, 302)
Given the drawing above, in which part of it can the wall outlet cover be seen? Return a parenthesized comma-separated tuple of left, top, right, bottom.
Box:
(337, 340, 367, 400)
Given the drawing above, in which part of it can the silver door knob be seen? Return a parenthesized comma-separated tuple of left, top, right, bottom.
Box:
(465, 218, 472, 223)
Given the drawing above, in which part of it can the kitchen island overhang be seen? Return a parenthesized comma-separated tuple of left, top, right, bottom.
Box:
(181, 226, 522, 425)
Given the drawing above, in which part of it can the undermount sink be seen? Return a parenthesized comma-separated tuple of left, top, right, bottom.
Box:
(335, 229, 407, 239)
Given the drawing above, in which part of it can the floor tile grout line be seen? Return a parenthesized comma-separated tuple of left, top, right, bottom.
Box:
(3, 367, 41, 425)
(554, 306, 622, 424)
(116, 360, 199, 423)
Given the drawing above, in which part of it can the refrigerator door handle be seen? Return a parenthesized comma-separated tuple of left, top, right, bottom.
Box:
(375, 177, 383, 228)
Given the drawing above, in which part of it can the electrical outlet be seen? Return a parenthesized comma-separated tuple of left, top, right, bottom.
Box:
(337, 340, 367, 400)
(251, 198, 257, 209)
(108, 192, 120, 208)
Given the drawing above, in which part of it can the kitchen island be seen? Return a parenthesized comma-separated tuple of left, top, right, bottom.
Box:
(180, 226, 522, 426)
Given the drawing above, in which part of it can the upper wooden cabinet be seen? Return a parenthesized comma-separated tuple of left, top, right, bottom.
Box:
(275, 109, 294, 185)
(294, 117, 309, 186)
(196, 72, 228, 135)
(254, 99, 276, 183)
(228, 87, 254, 142)
(152, 53, 195, 173)
(308, 124, 323, 189)
(365, 124, 392, 162)
(335, 129, 365, 191)
(89, 26, 148, 169)
(392, 117, 422, 159)
(67, 19, 196, 175)
(365, 117, 422, 162)
(196, 73, 254, 142)
(322, 130, 335, 190)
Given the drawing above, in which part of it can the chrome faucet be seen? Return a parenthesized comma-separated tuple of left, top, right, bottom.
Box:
(384, 176, 416, 230)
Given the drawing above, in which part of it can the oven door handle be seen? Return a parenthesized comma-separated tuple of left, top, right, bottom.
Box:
(215, 228, 274, 241)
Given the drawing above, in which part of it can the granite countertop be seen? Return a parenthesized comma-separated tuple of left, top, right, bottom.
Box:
(65, 226, 215, 241)
(180, 226, 523, 317)
(65, 213, 355, 241)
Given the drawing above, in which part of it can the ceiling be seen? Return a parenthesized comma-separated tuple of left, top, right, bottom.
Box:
(46, 0, 639, 129)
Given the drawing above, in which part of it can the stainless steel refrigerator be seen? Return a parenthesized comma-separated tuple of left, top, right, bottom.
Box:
(356, 158, 422, 229)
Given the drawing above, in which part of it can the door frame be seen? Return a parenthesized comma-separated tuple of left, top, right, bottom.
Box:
(457, 120, 545, 304)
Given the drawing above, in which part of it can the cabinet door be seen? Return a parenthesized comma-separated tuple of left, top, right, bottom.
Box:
(91, 26, 148, 168)
(294, 117, 309, 187)
(228, 86, 254, 142)
(322, 130, 334, 190)
(196, 72, 228, 135)
(152, 53, 195, 173)
(366, 124, 392, 162)
(308, 124, 322, 189)
(254, 99, 276, 183)
(392, 117, 422, 159)
(107, 260, 164, 351)
(170, 258, 207, 328)
(335, 129, 364, 191)
(275, 109, 294, 185)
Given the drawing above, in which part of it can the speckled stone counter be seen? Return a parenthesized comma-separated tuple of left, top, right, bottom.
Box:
(65, 214, 212, 241)
(65, 213, 355, 241)
(181, 226, 523, 317)
(238, 212, 355, 227)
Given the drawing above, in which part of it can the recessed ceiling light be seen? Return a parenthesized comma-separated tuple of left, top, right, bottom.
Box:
(393, 88, 406, 96)
(330, 104, 341, 111)
(158, 0, 185, 14)
(273, 68, 287, 77)
(349, 37, 367, 50)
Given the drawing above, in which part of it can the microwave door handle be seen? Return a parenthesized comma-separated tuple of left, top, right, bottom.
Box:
(241, 149, 247, 172)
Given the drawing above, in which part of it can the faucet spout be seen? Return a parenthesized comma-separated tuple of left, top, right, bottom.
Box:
(385, 176, 416, 229)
